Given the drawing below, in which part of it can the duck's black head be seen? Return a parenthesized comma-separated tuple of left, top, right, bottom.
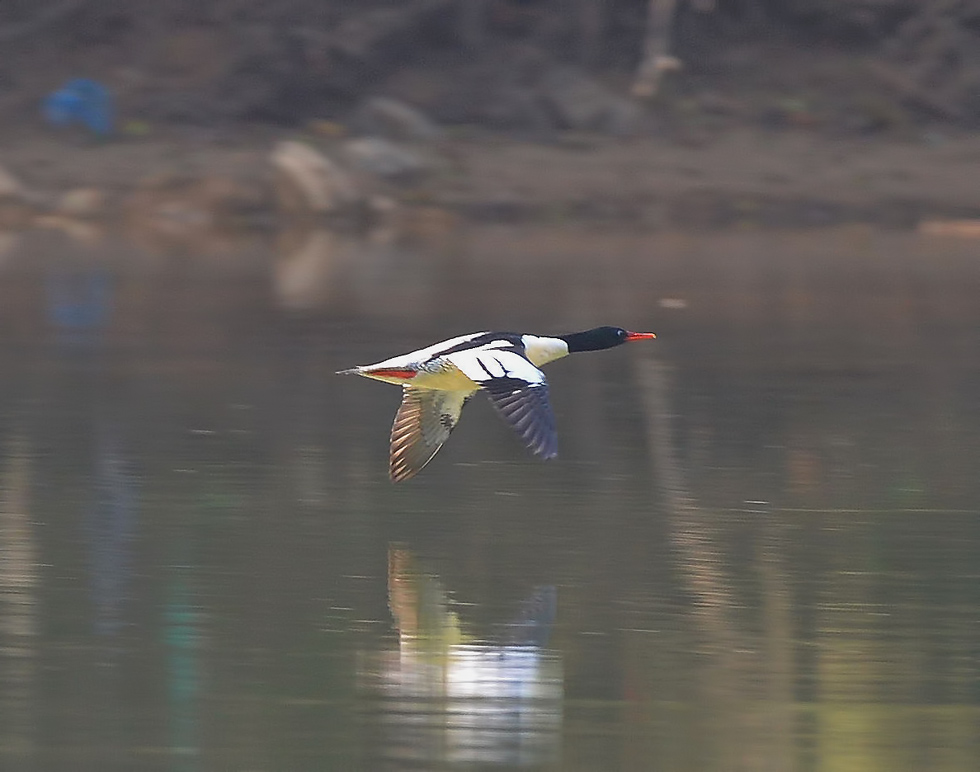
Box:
(559, 326, 656, 353)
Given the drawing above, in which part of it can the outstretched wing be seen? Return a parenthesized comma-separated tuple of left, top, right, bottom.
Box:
(390, 387, 469, 482)
(484, 380, 558, 459)
(447, 347, 559, 460)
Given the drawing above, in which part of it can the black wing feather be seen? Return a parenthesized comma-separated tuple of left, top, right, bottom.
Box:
(484, 382, 558, 459)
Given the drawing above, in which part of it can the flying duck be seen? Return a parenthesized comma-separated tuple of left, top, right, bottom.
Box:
(337, 326, 656, 481)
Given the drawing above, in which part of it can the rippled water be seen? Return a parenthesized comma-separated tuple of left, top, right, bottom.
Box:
(0, 224, 978, 771)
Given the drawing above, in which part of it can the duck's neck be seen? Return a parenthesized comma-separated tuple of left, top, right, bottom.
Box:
(521, 335, 570, 367)
(559, 329, 616, 353)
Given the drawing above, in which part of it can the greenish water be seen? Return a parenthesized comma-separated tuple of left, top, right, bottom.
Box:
(0, 225, 978, 771)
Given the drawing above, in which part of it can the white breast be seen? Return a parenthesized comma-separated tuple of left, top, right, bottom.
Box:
(521, 335, 569, 367)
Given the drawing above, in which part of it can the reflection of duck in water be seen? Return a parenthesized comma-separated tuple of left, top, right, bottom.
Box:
(338, 326, 656, 480)
(379, 546, 562, 767)
(388, 546, 557, 650)
(388, 545, 463, 651)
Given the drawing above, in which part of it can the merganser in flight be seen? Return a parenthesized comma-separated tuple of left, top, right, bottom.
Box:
(337, 326, 656, 481)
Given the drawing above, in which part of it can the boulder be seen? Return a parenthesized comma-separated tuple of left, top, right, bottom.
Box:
(353, 96, 444, 142)
(32, 215, 104, 246)
(342, 137, 431, 181)
(0, 164, 26, 200)
(0, 164, 44, 224)
(125, 176, 214, 238)
(271, 141, 359, 214)
(57, 188, 106, 217)
(538, 66, 642, 135)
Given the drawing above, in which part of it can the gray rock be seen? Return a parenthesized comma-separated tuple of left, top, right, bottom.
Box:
(538, 65, 641, 136)
(354, 96, 444, 142)
(271, 141, 360, 213)
(0, 163, 26, 199)
(342, 137, 431, 181)
(482, 86, 556, 135)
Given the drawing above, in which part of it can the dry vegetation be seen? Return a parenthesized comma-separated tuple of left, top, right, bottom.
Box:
(1, 1, 979, 130)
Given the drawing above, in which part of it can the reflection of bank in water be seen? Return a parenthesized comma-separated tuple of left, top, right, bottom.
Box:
(273, 219, 457, 316)
(360, 546, 562, 767)
(0, 435, 38, 764)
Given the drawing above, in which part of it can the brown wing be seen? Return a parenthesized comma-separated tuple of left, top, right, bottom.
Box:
(389, 387, 470, 482)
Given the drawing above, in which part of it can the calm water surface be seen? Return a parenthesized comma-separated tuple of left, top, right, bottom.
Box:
(0, 225, 978, 771)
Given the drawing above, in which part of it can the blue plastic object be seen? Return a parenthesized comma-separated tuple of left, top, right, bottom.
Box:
(43, 78, 114, 136)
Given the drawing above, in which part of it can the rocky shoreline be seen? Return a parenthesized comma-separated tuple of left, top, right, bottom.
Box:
(2, 90, 980, 245)
(3, 0, 980, 244)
